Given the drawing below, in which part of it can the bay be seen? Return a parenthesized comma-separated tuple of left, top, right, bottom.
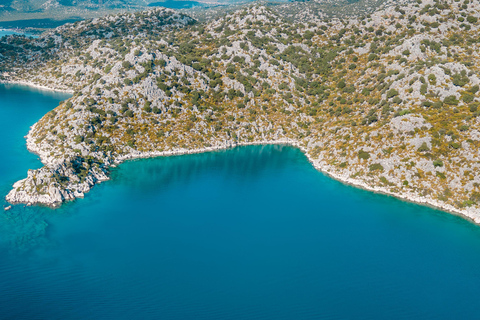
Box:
(1, 83, 480, 319)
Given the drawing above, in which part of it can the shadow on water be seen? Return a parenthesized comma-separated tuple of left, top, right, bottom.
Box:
(3, 142, 480, 255)
(112, 144, 298, 191)
(0, 144, 300, 254)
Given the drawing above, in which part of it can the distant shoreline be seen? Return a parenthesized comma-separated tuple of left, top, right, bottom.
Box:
(0, 28, 37, 38)
(0, 80, 74, 94)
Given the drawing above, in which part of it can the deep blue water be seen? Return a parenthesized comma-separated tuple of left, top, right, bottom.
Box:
(2, 83, 480, 319)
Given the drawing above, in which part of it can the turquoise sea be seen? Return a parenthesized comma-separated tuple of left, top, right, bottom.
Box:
(148, 0, 287, 9)
(2, 83, 480, 319)
(0, 29, 36, 38)
(149, 0, 206, 9)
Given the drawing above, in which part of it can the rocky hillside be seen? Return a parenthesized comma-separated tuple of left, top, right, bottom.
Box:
(2, 0, 480, 223)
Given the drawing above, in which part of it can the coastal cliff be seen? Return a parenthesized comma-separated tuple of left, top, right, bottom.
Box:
(2, 1, 480, 223)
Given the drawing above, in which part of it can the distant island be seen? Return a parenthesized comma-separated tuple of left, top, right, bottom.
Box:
(2, 0, 480, 223)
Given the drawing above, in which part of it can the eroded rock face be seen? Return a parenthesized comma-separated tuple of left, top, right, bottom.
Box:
(6, 158, 109, 206)
(389, 114, 431, 133)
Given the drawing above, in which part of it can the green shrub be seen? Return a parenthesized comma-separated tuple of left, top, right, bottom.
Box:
(467, 15, 478, 24)
(433, 101, 443, 109)
(462, 94, 474, 103)
(436, 171, 446, 179)
(469, 85, 479, 94)
(154, 59, 166, 67)
(420, 83, 429, 95)
(358, 150, 370, 159)
(74, 135, 84, 144)
(417, 142, 430, 152)
(343, 85, 355, 93)
(380, 176, 393, 185)
(444, 95, 459, 105)
(421, 101, 433, 107)
(452, 72, 469, 87)
(369, 163, 384, 171)
(143, 101, 152, 112)
(226, 65, 236, 73)
(386, 89, 399, 99)
(449, 142, 461, 149)
(470, 192, 480, 203)
(433, 159, 443, 167)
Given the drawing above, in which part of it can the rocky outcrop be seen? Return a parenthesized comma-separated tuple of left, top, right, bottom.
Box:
(6, 158, 109, 206)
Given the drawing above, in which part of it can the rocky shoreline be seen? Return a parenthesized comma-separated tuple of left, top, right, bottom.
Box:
(125, 141, 480, 225)
(5, 105, 480, 225)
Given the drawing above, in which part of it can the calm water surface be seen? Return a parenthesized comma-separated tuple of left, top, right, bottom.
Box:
(148, 0, 287, 9)
(0, 30, 36, 38)
(1, 84, 480, 319)
(149, 0, 206, 9)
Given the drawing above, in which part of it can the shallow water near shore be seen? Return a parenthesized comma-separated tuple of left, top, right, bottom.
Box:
(0, 29, 37, 38)
(2, 83, 480, 319)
